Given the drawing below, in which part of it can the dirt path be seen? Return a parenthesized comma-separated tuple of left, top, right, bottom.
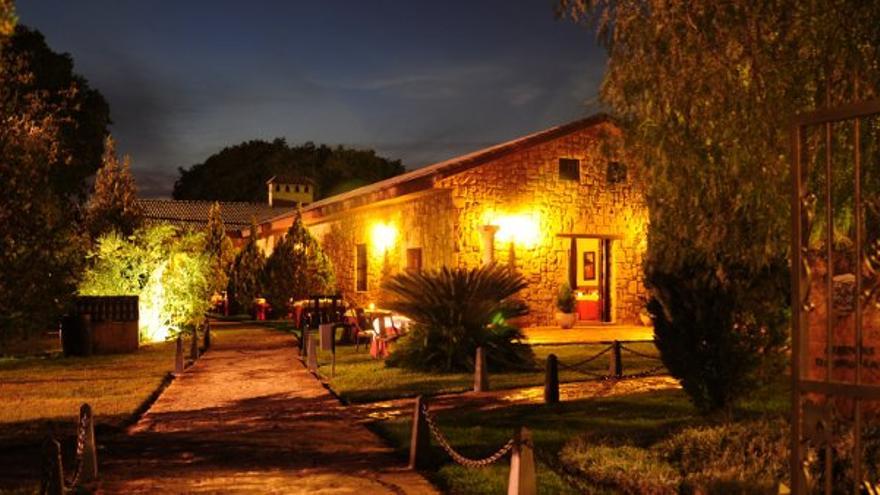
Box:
(99, 324, 437, 494)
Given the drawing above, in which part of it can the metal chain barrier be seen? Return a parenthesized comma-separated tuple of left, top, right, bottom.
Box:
(422, 401, 515, 468)
(554, 341, 668, 381)
(560, 344, 614, 369)
(556, 360, 609, 380)
(618, 343, 661, 360)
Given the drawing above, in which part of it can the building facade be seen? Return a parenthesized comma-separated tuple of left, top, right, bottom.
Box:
(254, 115, 649, 326)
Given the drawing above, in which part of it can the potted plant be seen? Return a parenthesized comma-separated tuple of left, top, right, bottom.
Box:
(555, 282, 576, 329)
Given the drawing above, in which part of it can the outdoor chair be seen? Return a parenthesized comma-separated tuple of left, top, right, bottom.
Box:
(341, 307, 374, 351)
(369, 314, 401, 359)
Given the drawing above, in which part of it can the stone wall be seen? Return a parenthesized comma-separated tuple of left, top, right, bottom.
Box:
(435, 122, 648, 325)
(301, 121, 648, 325)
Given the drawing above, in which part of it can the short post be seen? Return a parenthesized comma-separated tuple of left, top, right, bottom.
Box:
(544, 354, 559, 404)
(408, 395, 431, 470)
(307, 333, 318, 374)
(79, 404, 98, 483)
(474, 346, 489, 392)
(174, 336, 184, 375)
(331, 328, 337, 378)
(41, 435, 64, 495)
(507, 427, 537, 495)
(190, 325, 199, 362)
(203, 320, 211, 350)
(609, 340, 623, 378)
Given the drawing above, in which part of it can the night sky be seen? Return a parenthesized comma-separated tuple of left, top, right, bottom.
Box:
(16, 1, 606, 197)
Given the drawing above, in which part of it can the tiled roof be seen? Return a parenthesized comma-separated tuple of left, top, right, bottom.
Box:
(137, 199, 293, 230)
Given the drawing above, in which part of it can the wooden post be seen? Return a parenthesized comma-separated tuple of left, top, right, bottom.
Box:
(408, 395, 431, 470)
(203, 320, 211, 350)
(79, 404, 98, 483)
(544, 354, 559, 404)
(609, 340, 623, 378)
(190, 325, 200, 362)
(474, 346, 489, 392)
(507, 427, 537, 495)
(331, 327, 337, 378)
(174, 336, 184, 375)
(41, 435, 64, 495)
(307, 333, 318, 374)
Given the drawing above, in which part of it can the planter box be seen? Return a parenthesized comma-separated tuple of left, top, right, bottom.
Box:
(62, 296, 139, 355)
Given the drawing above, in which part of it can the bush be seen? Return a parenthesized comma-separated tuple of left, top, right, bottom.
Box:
(648, 259, 789, 413)
(382, 264, 534, 372)
(262, 211, 335, 316)
(556, 282, 575, 313)
(79, 225, 212, 342)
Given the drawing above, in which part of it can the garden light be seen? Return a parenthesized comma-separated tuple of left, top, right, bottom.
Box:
(370, 222, 397, 253)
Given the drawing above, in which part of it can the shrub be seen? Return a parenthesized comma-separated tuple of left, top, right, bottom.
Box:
(262, 211, 335, 316)
(79, 225, 212, 342)
(382, 264, 534, 372)
(556, 281, 575, 313)
(648, 258, 789, 413)
(229, 220, 265, 312)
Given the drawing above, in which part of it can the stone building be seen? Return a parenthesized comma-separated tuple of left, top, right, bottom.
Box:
(252, 114, 649, 326)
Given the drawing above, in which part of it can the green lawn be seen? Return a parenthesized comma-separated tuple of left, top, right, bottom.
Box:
(371, 377, 790, 494)
(0, 340, 179, 443)
(312, 339, 664, 403)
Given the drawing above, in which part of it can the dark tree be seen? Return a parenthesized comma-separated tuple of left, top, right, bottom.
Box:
(85, 136, 142, 238)
(3, 25, 111, 200)
(229, 220, 265, 313)
(172, 139, 404, 202)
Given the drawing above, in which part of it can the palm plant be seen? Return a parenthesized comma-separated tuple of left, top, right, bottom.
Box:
(382, 264, 534, 372)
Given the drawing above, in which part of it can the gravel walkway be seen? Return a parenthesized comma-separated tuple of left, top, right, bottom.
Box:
(99, 325, 437, 494)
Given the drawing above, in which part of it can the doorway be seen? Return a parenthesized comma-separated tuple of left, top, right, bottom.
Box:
(563, 236, 612, 323)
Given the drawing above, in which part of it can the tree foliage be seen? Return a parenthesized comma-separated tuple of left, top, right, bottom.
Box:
(79, 225, 212, 342)
(172, 138, 404, 202)
(3, 25, 110, 200)
(204, 202, 235, 296)
(383, 264, 534, 372)
(263, 211, 335, 315)
(0, 5, 94, 350)
(229, 220, 266, 312)
(85, 135, 142, 238)
(562, 0, 880, 411)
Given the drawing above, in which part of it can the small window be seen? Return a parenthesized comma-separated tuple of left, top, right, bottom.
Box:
(406, 248, 423, 273)
(275, 184, 280, 192)
(285, 185, 290, 192)
(559, 158, 580, 182)
(295, 185, 300, 192)
(355, 244, 368, 292)
(304, 185, 310, 193)
(607, 162, 627, 184)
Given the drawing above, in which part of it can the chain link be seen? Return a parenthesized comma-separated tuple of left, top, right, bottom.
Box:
(421, 402, 515, 468)
(618, 344, 661, 361)
(560, 344, 614, 369)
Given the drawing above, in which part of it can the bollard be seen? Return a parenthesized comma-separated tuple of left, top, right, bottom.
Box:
(408, 395, 431, 470)
(474, 346, 489, 392)
(609, 340, 623, 378)
(307, 333, 318, 373)
(544, 354, 559, 404)
(41, 436, 64, 495)
(190, 325, 200, 362)
(507, 427, 537, 495)
(174, 336, 184, 375)
(79, 404, 98, 483)
(204, 320, 211, 350)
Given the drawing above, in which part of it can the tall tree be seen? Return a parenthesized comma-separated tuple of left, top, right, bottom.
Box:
(172, 139, 404, 202)
(86, 135, 142, 238)
(2, 25, 110, 201)
(229, 220, 266, 312)
(204, 202, 234, 296)
(0, 3, 86, 350)
(562, 0, 880, 411)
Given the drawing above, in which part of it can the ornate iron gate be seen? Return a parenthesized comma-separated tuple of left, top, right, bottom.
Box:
(792, 100, 880, 493)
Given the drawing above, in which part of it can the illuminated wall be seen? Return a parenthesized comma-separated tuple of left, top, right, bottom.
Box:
(275, 121, 648, 325)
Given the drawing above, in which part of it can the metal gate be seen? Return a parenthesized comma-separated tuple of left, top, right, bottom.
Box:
(792, 100, 880, 493)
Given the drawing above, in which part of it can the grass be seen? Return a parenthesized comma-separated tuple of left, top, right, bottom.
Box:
(311, 338, 663, 403)
(370, 377, 790, 494)
(0, 340, 178, 444)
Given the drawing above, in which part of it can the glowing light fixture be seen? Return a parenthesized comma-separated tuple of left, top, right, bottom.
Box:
(370, 222, 397, 253)
(495, 213, 540, 248)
